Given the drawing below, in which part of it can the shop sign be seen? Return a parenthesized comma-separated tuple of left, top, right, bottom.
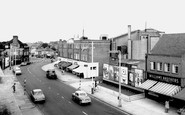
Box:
(148, 73, 180, 85)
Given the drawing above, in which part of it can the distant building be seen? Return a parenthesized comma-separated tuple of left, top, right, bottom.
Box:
(58, 37, 110, 79)
(0, 36, 29, 69)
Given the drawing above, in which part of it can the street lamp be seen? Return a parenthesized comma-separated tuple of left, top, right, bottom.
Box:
(109, 50, 122, 107)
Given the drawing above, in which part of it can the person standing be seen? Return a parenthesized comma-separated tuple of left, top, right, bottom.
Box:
(165, 100, 169, 113)
(12, 83, 16, 93)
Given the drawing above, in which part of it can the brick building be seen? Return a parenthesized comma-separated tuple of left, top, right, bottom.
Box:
(58, 37, 110, 78)
(139, 33, 185, 101)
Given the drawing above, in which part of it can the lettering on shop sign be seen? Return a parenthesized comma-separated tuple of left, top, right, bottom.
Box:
(148, 73, 180, 85)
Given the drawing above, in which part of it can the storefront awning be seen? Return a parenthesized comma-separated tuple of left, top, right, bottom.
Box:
(67, 64, 79, 70)
(138, 79, 157, 90)
(149, 82, 181, 96)
(174, 88, 185, 100)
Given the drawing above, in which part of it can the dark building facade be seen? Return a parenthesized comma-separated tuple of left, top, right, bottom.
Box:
(0, 36, 30, 69)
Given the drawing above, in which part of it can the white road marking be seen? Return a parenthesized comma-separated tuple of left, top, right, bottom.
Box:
(61, 96, 64, 99)
(82, 111, 88, 115)
(57, 93, 59, 95)
(68, 101, 71, 104)
(48, 87, 51, 90)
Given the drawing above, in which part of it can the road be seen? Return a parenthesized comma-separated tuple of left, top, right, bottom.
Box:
(17, 58, 127, 115)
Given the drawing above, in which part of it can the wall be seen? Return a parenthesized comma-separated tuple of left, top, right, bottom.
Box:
(147, 54, 182, 78)
(91, 41, 110, 77)
(132, 39, 147, 60)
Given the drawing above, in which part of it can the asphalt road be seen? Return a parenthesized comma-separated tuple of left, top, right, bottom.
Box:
(17, 58, 127, 115)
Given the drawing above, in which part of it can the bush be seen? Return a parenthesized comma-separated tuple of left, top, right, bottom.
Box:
(0, 105, 11, 115)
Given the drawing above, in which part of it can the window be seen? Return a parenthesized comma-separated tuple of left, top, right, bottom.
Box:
(164, 63, 170, 72)
(150, 62, 156, 70)
(172, 64, 178, 74)
(157, 62, 163, 71)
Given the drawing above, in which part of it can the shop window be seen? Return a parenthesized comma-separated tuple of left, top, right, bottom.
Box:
(164, 63, 170, 72)
(172, 64, 178, 74)
(93, 67, 96, 70)
(150, 62, 156, 70)
(157, 62, 163, 71)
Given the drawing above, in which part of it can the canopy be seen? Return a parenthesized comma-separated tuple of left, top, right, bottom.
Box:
(138, 79, 157, 90)
(149, 82, 181, 96)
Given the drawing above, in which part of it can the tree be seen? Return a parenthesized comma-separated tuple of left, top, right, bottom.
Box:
(41, 43, 49, 48)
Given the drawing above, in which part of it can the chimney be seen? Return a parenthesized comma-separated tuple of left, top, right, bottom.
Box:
(127, 25, 132, 59)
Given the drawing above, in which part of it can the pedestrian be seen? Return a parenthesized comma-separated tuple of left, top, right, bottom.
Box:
(165, 100, 169, 113)
(23, 78, 26, 95)
(12, 83, 16, 93)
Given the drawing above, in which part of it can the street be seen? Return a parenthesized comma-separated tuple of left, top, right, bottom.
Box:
(16, 58, 126, 115)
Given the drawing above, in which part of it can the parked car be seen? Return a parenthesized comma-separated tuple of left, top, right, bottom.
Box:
(20, 62, 27, 66)
(177, 106, 185, 115)
(46, 69, 57, 79)
(72, 90, 91, 105)
(30, 89, 45, 103)
(12, 66, 22, 75)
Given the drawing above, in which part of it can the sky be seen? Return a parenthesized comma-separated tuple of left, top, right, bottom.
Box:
(0, 0, 184, 43)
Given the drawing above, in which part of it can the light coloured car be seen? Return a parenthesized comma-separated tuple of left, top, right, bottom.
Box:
(30, 89, 45, 103)
(20, 62, 27, 66)
(72, 90, 91, 105)
(13, 66, 22, 75)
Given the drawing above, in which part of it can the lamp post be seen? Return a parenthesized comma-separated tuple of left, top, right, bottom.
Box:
(109, 50, 122, 107)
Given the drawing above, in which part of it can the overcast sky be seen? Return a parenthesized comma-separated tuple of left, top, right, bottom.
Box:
(0, 0, 184, 43)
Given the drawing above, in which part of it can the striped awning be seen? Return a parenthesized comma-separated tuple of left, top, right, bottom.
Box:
(149, 82, 181, 96)
(138, 80, 157, 90)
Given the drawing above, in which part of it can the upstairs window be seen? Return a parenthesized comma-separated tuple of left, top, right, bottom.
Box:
(164, 63, 170, 72)
(157, 62, 163, 71)
(172, 64, 178, 74)
(150, 62, 156, 70)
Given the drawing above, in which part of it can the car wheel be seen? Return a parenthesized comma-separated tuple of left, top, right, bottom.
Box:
(79, 100, 82, 105)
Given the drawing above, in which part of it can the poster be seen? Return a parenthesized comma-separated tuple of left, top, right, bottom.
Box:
(103, 64, 109, 79)
(108, 65, 114, 81)
(120, 66, 128, 84)
(134, 69, 144, 87)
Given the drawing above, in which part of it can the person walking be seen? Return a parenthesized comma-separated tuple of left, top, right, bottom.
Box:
(12, 83, 16, 93)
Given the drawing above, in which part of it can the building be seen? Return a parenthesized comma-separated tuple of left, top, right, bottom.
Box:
(0, 36, 30, 69)
(58, 36, 110, 79)
(139, 33, 185, 101)
(103, 25, 164, 89)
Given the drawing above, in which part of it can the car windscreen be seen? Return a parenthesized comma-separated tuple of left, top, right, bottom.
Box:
(79, 93, 87, 96)
(34, 91, 43, 95)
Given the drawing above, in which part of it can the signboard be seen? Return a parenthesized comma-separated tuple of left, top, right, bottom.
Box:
(134, 69, 144, 87)
(103, 64, 109, 79)
(120, 67, 128, 84)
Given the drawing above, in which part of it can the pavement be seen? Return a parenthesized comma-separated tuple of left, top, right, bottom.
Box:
(0, 60, 180, 115)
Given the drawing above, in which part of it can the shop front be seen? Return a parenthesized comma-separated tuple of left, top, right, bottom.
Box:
(138, 72, 181, 97)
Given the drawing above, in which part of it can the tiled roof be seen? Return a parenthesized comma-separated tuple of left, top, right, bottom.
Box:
(151, 33, 185, 56)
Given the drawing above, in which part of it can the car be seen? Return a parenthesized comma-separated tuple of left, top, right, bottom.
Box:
(30, 89, 45, 103)
(177, 106, 185, 115)
(72, 90, 91, 105)
(20, 62, 27, 66)
(12, 66, 22, 75)
(46, 69, 57, 79)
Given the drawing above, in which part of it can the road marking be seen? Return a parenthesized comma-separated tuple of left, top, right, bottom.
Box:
(82, 111, 88, 115)
(57, 93, 59, 95)
(48, 87, 51, 90)
(61, 96, 64, 99)
(68, 101, 71, 104)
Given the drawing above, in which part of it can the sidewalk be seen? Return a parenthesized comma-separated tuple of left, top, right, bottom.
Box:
(42, 62, 179, 115)
(0, 67, 43, 115)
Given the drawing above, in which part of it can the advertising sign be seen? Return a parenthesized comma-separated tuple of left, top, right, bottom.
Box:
(134, 69, 144, 87)
(103, 64, 109, 79)
(120, 67, 128, 84)
(5, 57, 9, 67)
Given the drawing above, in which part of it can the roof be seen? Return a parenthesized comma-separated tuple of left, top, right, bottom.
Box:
(112, 30, 139, 40)
(33, 89, 42, 92)
(151, 33, 185, 56)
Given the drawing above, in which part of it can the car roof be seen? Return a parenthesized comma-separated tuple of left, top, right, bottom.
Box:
(33, 89, 42, 92)
(75, 90, 86, 94)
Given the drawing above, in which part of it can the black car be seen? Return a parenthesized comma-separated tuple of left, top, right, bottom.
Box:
(46, 69, 57, 79)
